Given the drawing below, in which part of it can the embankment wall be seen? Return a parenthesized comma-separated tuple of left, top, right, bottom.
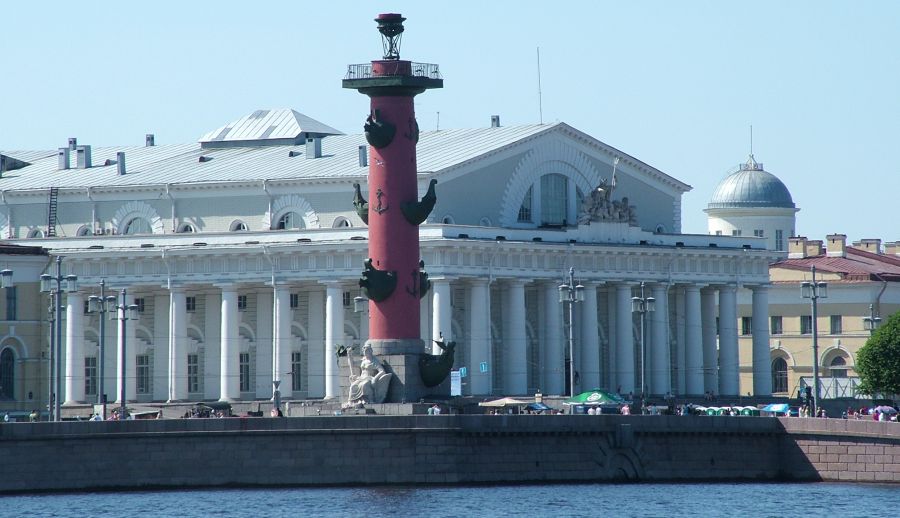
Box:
(1, 416, 898, 492)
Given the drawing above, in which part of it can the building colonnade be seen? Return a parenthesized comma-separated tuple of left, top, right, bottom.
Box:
(57, 275, 772, 405)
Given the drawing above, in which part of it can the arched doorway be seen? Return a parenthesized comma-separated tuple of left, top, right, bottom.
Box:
(0, 348, 14, 400)
(771, 357, 788, 394)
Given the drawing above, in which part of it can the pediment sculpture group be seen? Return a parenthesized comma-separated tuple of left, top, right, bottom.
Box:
(577, 175, 637, 225)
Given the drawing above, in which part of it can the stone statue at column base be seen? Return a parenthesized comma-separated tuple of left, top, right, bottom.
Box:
(346, 344, 393, 406)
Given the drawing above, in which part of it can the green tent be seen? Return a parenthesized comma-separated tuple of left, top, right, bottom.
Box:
(565, 389, 626, 405)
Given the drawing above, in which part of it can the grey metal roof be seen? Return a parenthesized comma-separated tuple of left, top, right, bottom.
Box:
(198, 109, 343, 144)
(0, 111, 685, 193)
(708, 155, 795, 209)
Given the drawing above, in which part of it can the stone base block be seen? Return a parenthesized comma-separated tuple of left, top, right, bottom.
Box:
(339, 345, 450, 404)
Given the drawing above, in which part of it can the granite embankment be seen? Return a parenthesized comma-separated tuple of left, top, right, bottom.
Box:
(1, 415, 898, 492)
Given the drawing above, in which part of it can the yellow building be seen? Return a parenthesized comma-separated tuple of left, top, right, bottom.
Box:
(738, 235, 900, 399)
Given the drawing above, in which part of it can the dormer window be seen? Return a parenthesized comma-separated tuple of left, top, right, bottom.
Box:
(276, 212, 303, 230)
(124, 217, 152, 235)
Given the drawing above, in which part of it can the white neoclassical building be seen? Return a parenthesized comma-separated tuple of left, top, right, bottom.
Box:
(0, 109, 779, 408)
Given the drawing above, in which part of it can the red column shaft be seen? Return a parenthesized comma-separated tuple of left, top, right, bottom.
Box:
(366, 94, 420, 340)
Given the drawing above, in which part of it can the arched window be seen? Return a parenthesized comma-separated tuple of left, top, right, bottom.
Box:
(479, 217, 492, 227)
(230, 220, 248, 232)
(517, 186, 533, 223)
(76, 226, 92, 237)
(332, 217, 351, 228)
(276, 212, 303, 230)
(0, 348, 13, 399)
(829, 356, 847, 378)
(177, 223, 196, 233)
(772, 357, 788, 393)
(26, 229, 44, 239)
(540, 173, 568, 226)
(123, 217, 152, 235)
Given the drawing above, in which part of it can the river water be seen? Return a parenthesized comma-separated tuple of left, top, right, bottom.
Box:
(2, 482, 898, 517)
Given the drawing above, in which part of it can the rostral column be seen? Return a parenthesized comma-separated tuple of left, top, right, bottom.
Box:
(343, 14, 444, 399)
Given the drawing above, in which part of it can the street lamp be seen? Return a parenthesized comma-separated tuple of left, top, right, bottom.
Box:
(107, 288, 139, 420)
(558, 267, 584, 397)
(631, 282, 655, 406)
(87, 279, 116, 419)
(801, 265, 827, 416)
(39, 256, 78, 422)
(863, 303, 882, 335)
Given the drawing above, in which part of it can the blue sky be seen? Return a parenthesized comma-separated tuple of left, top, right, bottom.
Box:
(2, 2, 898, 242)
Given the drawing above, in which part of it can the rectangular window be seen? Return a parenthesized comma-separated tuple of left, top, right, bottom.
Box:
(5, 286, 15, 321)
(136, 355, 150, 394)
(731, 229, 742, 236)
(800, 315, 812, 335)
(775, 230, 785, 251)
(715, 230, 722, 236)
(741, 317, 752, 335)
(830, 315, 842, 335)
(84, 356, 97, 396)
(753, 229, 764, 238)
(290, 293, 299, 309)
(292, 351, 303, 392)
(187, 354, 200, 393)
(770, 316, 783, 335)
(517, 186, 533, 222)
(239, 352, 250, 392)
(343, 291, 351, 308)
(238, 295, 247, 311)
(185, 296, 196, 312)
(540, 174, 568, 226)
(134, 297, 145, 313)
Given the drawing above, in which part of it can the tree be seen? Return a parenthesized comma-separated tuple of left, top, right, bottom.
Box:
(856, 310, 900, 397)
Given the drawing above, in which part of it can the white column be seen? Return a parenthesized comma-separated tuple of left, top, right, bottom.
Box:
(273, 284, 292, 399)
(307, 289, 325, 398)
(751, 285, 772, 396)
(542, 281, 563, 395)
(503, 279, 527, 395)
(606, 287, 618, 392)
(701, 287, 718, 394)
(674, 286, 687, 395)
(431, 278, 452, 354)
(650, 283, 670, 396)
(256, 289, 274, 399)
(718, 284, 739, 396)
(152, 294, 169, 401)
(169, 288, 187, 401)
(116, 292, 136, 403)
(219, 286, 239, 401)
(64, 292, 85, 404)
(684, 285, 703, 395)
(204, 291, 221, 400)
(615, 283, 635, 395)
(579, 283, 600, 392)
(468, 279, 492, 395)
(324, 282, 342, 399)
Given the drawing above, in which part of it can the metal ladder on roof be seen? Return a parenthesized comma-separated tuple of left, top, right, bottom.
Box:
(47, 187, 58, 237)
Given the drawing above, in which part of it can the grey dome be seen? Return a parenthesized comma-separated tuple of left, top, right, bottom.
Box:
(707, 155, 795, 209)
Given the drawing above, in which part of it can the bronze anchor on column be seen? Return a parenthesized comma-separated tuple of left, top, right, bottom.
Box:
(373, 188, 389, 214)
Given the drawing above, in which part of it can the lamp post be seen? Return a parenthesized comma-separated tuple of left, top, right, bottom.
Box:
(87, 279, 114, 419)
(108, 288, 139, 420)
(863, 303, 882, 336)
(40, 256, 78, 422)
(46, 294, 55, 421)
(631, 282, 655, 406)
(558, 267, 584, 396)
(801, 265, 827, 416)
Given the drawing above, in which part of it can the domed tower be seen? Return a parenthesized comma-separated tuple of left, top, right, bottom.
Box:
(705, 155, 798, 251)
